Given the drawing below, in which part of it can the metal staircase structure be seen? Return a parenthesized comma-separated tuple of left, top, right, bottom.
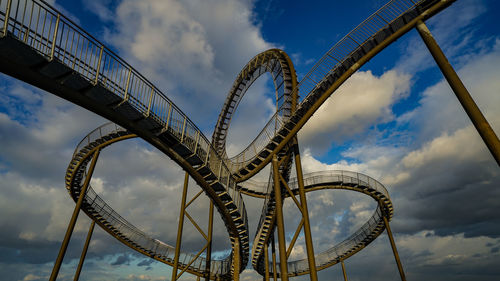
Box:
(1, 0, 488, 280)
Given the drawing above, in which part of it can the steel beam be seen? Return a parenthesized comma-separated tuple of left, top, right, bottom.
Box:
(172, 172, 190, 281)
(293, 143, 318, 280)
(271, 235, 278, 281)
(233, 239, 240, 281)
(205, 201, 214, 281)
(74, 221, 95, 281)
(272, 155, 289, 281)
(50, 149, 100, 281)
(383, 216, 406, 281)
(264, 243, 270, 281)
(341, 260, 348, 281)
(416, 20, 500, 166)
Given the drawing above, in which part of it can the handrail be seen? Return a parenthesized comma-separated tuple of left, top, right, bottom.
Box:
(69, 122, 233, 276)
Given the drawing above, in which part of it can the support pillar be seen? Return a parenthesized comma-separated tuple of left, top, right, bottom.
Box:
(264, 243, 270, 281)
(293, 143, 318, 281)
(172, 172, 190, 281)
(341, 260, 348, 281)
(383, 216, 406, 281)
(233, 239, 240, 281)
(272, 155, 289, 281)
(50, 149, 100, 281)
(74, 221, 95, 281)
(205, 201, 214, 281)
(416, 20, 500, 166)
(271, 235, 278, 281)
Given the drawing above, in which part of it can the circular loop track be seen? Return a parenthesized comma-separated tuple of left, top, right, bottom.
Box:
(212, 49, 298, 188)
(250, 170, 393, 277)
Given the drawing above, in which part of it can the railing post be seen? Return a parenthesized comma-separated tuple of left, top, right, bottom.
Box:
(146, 86, 154, 117)
(94, 46, 104, 85)
(123, 68, 132, 101)
(2, 0, 13, 37)
(180, 117, 187, 142)
(165, 103, 172, 129)
(49, 14, 60, 60)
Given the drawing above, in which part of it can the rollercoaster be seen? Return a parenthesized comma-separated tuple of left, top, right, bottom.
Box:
(1, 0, 499, 280)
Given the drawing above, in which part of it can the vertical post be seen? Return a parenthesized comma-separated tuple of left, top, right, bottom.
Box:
(233, 239, 240, 281)
(74, 221, 96, 281)
(271, 235, 278, 281)
(272, 155, 289, 281)
(264, 243, 270, 281)
(146, 86, 154, 117)
(2, 0, 12, 37)
(49, 14, 60, 60)
(172, 172, 190, 281)
(204, 201, 214, 281)
(383, 216, 406, 281)
(341, 260, 348, 281)
(123, 68, 132, 101)
(293, 143, 318, 281)
(94, 46, 104, 85)
(416, 20, 500, 166)
(50, 149, 100, 281)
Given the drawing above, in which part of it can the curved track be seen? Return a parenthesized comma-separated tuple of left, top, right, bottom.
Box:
(0, 0, 456, 279)
(251, 171, 393, 277)
(66, 122, 237, 278)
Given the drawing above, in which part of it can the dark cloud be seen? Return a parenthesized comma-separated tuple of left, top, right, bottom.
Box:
(111, 254, 132, 266)
(137, 259, 154, 267)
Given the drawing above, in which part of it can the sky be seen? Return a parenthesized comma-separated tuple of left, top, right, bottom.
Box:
(0, 0, 500, 280)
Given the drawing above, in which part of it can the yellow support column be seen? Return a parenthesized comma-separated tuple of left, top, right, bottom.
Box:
(416, 20, 500, 166)
(272, 155, 289, 281)
(271, 235, 278, 280)
(50, 149, 100, 281)
(205, 201, 214, 281)
(383, 216, 406, 281)
(74, 221, 96, 281)
(233, 239, 240, 281)
(172, 172, 190, 281)
(341, 260, 348, 281)
(293, 143, 318, 280)
(264, 243, 270, 281)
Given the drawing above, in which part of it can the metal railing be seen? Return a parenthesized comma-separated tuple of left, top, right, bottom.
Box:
(70, 122, 232, 276)
(0, 0, 248, 268)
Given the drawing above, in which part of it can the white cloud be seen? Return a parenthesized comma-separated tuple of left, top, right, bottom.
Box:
(299, 70, 411, 154)
(106, 0, 273, 126)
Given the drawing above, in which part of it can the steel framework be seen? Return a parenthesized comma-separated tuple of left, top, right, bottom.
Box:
(0, 0, 497, 280)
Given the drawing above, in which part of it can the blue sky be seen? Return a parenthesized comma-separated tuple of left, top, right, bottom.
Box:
(1, 0, 500, 280)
